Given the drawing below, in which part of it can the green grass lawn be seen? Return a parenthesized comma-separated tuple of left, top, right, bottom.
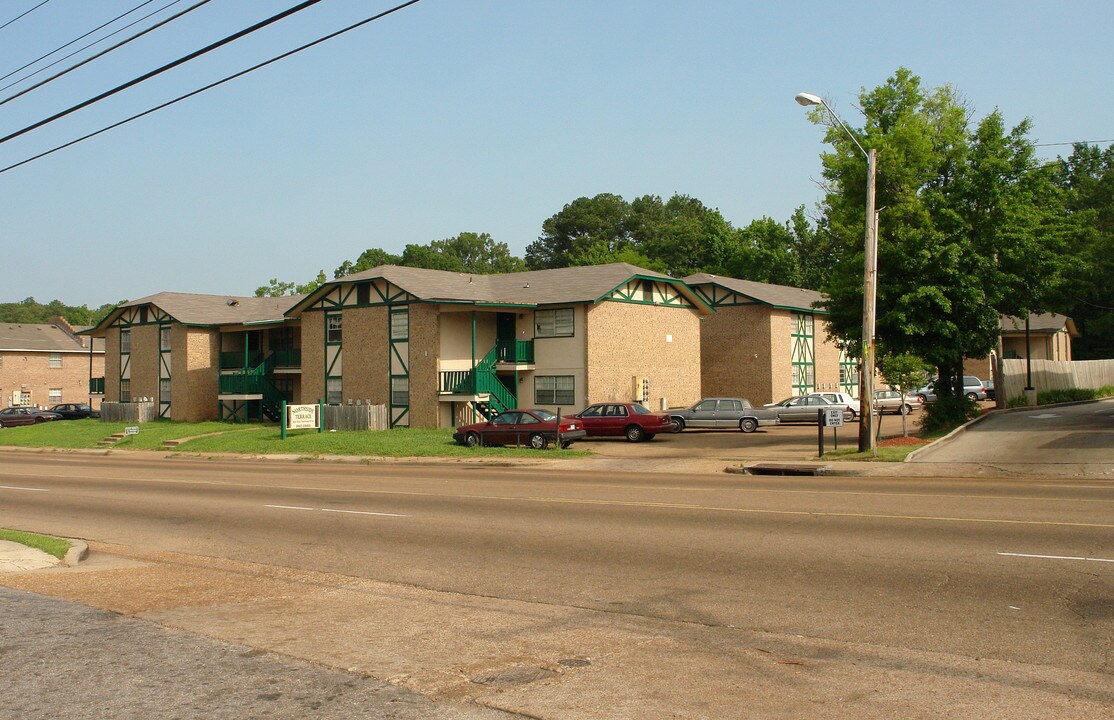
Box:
(820, 444, 924, 462)
(0, 529, 71, 559)
(0, 419, 588, 458)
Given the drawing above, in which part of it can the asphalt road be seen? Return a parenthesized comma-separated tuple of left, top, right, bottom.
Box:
(2, 450, 1112, 718)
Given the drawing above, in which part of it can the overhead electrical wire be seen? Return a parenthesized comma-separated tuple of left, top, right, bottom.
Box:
(0, 0, 213, 108)
(0, 0, 329, 147)
(0, 0, 52, 32)
(0, 0, 160, 84)
(0, 0, 422, 175)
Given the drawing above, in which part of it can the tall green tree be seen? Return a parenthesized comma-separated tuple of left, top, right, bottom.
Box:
(1056, 143, 1114, 358)
(526, 194, 632, 270)
(813, 68, 1071, 411)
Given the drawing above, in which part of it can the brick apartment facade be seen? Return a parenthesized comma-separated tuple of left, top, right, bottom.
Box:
(0, 317, 105, 409)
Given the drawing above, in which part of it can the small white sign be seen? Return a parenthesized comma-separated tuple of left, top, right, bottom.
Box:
(124, 426, 140, 436)
(824, 408, 844, 427)
(286, 404, 320, 430)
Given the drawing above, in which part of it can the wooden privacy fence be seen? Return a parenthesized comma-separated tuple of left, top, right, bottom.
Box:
(1000, 358, 1114, 401)
(323, 403, 389, 431)
(100, 401, 156, 423)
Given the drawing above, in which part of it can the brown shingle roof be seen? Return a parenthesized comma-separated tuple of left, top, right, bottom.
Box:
(290, 263, 711, 313)
(1000, 313, 1079, 337)
(0, 323, 98, 353)
(118, 292, 303, 326)
(683, 273, 825, 313)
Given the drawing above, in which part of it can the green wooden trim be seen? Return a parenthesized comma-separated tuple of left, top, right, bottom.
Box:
(388, 307, 410, 428)
(790, 312, 816, 395)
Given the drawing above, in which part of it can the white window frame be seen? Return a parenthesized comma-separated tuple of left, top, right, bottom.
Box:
(535, 308, 574, 338)
(326, 377, 342, 405)
(326, 314, 343, 344)
(535, 375, 575, 405)
(49, 352, 63, 368)
(120, 329, 131, 354)
(160, 326, 171, 351)
(48, 388, 62, 404)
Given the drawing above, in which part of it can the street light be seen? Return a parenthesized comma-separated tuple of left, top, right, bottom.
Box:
(796, 92, 878, 454)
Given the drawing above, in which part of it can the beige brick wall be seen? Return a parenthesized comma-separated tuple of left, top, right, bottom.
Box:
(585, 301, 701, 411)
(408, 303, 440, 429)
(813, 321, 843, 394)
(699, 304, 775, 405)
(342, 305, 389, 405)
(0, 349, 103, 408)
(172, 326, 219, 422)
(769, 311, 794, 403)
(130, 324, 159, 402)
(300, 312, 324, 404)
(104, 330, 120, 402)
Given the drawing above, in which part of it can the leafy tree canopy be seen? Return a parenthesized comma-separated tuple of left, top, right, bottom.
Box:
(814, 67, 1074, 399)
(0, 296, 118, 326)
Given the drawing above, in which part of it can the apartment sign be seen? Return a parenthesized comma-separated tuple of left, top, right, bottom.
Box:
(286, 404, 320, 430)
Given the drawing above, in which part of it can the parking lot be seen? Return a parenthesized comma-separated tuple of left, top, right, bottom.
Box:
(560, 407, 932, 473)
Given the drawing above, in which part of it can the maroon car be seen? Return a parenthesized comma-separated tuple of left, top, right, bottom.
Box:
(454, 408, 587, 449)
(0, 407, 63, 428)
(566, 402, 673, 442)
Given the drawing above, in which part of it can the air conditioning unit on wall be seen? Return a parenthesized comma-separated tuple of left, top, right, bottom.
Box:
(632, 376, 650, 402)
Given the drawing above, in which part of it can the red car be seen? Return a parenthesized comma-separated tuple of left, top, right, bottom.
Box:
(0, 407, 63, 428)
(565, 402, 673, 442)
(454, 408, 587, 449)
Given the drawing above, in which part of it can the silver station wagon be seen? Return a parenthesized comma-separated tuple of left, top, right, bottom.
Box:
(669, 397, 780, 433)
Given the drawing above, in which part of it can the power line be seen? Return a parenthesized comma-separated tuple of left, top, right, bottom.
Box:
(1034, 140, 1114, 147)
(0, 0, 212, 108)
(0, 0, 51, 32)
(0, 0, 159, 84)
(0, 0, 423, 175)
(0, 0, 328, 147)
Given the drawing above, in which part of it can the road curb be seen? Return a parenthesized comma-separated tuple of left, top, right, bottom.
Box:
(63, 539, 89, 566)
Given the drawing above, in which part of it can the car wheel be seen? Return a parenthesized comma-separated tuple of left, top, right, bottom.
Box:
(739, 417, 758, 433)
(843, 410, 854, 422)
(625, 425, 645, 442)
(529, 433, 549, 450)
(917, 394, 928, 404)
(848, 409, 858, 420)
(902, 404, 913, 414)
(671, 418, 685, 433)
(33, 417, 45, 423)
(464, 431, 481, 447)
(965, 392, 978, 401)
(560, 440, 573, 449)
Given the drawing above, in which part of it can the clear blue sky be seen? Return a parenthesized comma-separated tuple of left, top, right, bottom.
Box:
(2, 0, 1110, 307)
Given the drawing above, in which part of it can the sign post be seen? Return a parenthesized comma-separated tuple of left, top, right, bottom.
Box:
(818, 407, 844, 456)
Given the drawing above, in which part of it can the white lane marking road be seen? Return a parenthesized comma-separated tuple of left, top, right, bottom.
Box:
(0, 485, 49, 492)
(266, 504, 408, 518)
(998, 552, 1114, 564)
(1028, 414, 1060, 419)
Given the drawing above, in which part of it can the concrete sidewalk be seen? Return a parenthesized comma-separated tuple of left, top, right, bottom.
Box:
(0, 538, 89, 573)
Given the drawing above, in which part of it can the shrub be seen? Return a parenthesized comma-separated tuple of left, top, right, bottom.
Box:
(918, 395, 979, 433)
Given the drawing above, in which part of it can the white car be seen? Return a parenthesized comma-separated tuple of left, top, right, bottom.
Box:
(809, 391, 861, 419)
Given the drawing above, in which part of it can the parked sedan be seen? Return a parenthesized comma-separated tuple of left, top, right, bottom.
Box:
(873, 390, 915, 415)
(809, 391, 861, 418)
(0, 407, 63, 428)
(48, 403, 100, 420)
(454, 408, 586, 449)
(566, 402, 674, 442)
(669, 397, 779, 433)
(763, 395, 853, 423)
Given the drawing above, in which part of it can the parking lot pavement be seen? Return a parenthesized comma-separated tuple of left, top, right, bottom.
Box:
(560, 413, 922, 473)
